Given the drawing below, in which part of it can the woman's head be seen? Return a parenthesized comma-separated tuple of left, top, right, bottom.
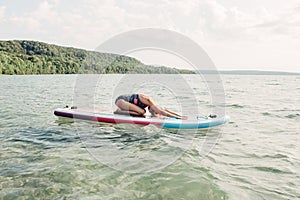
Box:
(149, 107, 158, 117)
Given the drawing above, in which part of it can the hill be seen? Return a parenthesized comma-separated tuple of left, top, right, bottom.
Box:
(0, 40, 194, 75)
(196, 70, 300, 75)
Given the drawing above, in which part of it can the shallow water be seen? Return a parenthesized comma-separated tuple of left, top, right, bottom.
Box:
(0, 74, 299, 199)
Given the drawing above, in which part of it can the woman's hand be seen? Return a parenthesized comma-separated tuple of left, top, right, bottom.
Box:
(181, 116, 188, 120)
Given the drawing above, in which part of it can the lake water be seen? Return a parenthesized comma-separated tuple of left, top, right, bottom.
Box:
(0, 74, 299, 199)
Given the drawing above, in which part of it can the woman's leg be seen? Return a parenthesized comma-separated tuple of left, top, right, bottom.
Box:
(115, 99, 146, 115)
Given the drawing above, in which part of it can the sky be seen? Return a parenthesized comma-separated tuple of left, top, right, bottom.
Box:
(0, 0, 300, 72)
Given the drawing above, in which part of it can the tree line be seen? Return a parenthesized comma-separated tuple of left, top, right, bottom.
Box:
(0, 40, 194, 75)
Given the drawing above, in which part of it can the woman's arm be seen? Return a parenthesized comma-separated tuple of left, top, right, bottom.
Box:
(164, 109, 183, 118)
(138, 94, 188, 119)
(150, 105, 188, 120)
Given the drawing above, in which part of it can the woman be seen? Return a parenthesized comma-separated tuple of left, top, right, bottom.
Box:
(114, 93, 187, 119)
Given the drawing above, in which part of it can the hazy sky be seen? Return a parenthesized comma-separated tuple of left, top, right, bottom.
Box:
(0, 0, 300, 72)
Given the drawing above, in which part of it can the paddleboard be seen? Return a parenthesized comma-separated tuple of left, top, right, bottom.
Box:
(54, 107, 229, 129)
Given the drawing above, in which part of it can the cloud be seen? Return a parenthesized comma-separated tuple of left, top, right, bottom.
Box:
(4, 0, 61, 37)
(0, 6, 5, 23)
(0, 0, 299, 71)
(248, 3, 300, 40)
(2, 0, 300, 48)
(32, 0, 60, 23)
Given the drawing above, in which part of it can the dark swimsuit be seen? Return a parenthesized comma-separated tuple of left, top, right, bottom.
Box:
(115, 94, 147, 109)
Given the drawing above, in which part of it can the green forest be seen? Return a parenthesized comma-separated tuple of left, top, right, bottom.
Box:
(0, 40, 194, 75)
